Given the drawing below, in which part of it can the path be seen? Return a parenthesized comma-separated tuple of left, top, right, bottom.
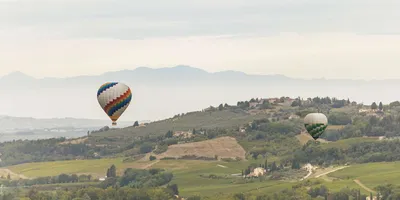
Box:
(301, 164, 315, 180)
(217, 164, 228, 168)
(142, 160, 160, 169)
(315, 166, 348, 178)
(0, 168, 29, 180)
(354, 179, 375, 193)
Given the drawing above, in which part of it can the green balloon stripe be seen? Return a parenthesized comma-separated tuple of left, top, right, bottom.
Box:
(304, 123, 328, 139)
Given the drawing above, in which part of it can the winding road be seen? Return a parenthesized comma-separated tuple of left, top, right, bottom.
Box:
(354, 179, 375, 193)
(315, 166, 348, 178)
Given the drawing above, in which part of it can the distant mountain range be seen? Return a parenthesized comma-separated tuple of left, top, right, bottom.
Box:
(0, 65, 399, 122)
(0, 115, 137, 131)
(1, 65, 399, 87)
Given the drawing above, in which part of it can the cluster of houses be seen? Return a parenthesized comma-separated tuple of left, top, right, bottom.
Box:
(245, 167, 268, 178)
(173, 131, 193, 139)
(249, 97, 296, 108)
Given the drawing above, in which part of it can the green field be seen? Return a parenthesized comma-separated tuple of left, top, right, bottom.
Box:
(7, 158, 156, 178)
(7, 157, 373, 197)
(321, 137, 379, 149)
(152, 160, 297, 196)
(329, 162, 400, 192)
(6, 158, 298, 197)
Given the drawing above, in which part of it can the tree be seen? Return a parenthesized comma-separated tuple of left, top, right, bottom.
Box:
(133, 121, 139, 127)
(165, 130, 173, 138)
(82, 193, 91, 200)
(390, 101, 400, 108)
(218, 104, 224, 111)
(167, 184, 179, 195)
(271, 162, 278, 171)
(107, 165, 116, 178)
(7, 173, 10, 180)
(264, 159, 268, 170)
(149, 155, 156, 161)
(140, 143, 153, 154)
(291, 160, 300, 169)
(379, 102, 383, 111)
(371, 102, 378, 110)
(291, 101, 300, 107)
(233, 193, 246, 200)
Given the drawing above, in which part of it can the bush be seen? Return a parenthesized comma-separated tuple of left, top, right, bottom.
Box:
(178, 155, 217, 161)
(328, 112, 352, 125)
(149, 156, 156, 161)
(161, 157, 176, 160)
(139, 143, 153, 154)
(154, 145, 168, 154)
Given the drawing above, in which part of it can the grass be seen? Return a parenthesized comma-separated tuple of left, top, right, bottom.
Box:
(7, 157, 390, 197)
(91, 110, 268, 144)
(6, 157, 291, 197)
(152, 160, 295, 197)
(321, 137, 380, 149)
(7, 158, 155, 178)
(326, 125, 345, 130)
(328, 162, 400, 192)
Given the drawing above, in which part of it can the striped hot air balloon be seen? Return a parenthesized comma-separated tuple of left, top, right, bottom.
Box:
(97, 82, 132, 126)
(304, 113, 328, 140)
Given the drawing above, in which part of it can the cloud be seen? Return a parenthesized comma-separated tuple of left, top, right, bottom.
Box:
(1, 0, 400, 39)
(1, 0, 400, 79)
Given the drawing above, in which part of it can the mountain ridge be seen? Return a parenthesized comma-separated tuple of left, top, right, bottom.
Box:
(1, 66, 399, 82)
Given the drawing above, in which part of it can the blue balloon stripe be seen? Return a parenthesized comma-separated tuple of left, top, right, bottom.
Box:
(97, 82, 118, 96)
(107, 93, 132, 117)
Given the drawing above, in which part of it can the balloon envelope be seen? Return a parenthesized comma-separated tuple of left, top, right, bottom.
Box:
(304, 113, 328, 140)
(97, 82, 132, 125)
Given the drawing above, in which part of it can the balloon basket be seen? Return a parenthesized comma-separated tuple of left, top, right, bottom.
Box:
(112, 122, 117, 126)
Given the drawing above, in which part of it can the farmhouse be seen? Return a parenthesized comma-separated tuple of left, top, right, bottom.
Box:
(267, 98, 279, 103)
(249, 102, 259, 108)
(246, 167, 267, 178)
(173, 131, 193, 138)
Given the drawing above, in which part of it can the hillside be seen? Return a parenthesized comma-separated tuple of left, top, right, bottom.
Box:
(4, 97, 400, 199)
(155, 136, 246, 160)
(90, 109, 268, 143)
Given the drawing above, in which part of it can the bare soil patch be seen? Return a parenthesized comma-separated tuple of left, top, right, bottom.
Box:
(157, 136, 246, 160)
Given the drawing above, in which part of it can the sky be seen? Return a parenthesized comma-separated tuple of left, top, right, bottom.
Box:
(1, 0, 400, 80)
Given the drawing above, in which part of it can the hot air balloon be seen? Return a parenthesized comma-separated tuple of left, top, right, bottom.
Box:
(97, 82, 132, 126)
(304, 113, 328, 140)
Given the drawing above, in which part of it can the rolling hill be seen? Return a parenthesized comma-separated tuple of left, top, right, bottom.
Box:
(155, 136, 246, 160)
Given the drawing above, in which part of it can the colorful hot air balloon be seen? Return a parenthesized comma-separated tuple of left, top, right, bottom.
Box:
(304, 113, 328, 140)
(97, 82, 132, 126)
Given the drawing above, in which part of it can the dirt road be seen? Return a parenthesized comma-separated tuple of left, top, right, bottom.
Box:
(315, 166, 348, 178)
(354, 179, 375, 193)
(141, 160, 160, 169)
(0, 168, 29, 180)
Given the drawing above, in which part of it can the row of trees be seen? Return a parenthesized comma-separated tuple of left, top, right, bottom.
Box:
(291, 96, 354, 109)
(371, 101, 384, 110)
(9, 182, 399, 200)
(27, 186, 178, 200)
(0, 173, 94, 187)
(100, 165, 174, 189)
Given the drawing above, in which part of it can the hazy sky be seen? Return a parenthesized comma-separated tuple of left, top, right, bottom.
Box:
(1, 0, 400, 80)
